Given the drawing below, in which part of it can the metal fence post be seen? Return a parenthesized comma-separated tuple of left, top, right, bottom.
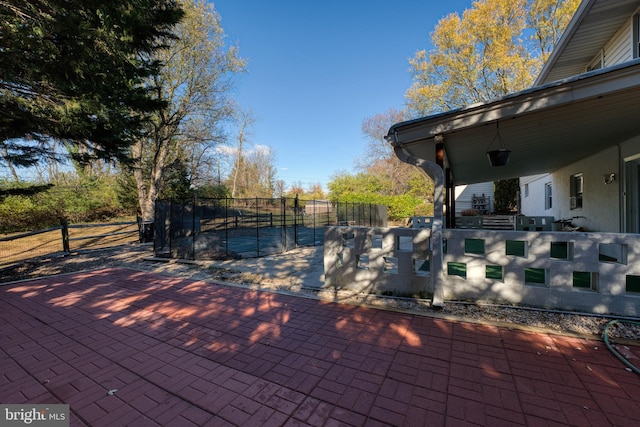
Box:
(256, 197, 260, 257)
(312, 199, 316, 245)
(192, 196, 196, 260)
(168, 198, 173, 257)
(281, 197, 286, 250)
(294, 195, 299, 247)
(351, 202, 355, 224)
(225, 198, 229, 257)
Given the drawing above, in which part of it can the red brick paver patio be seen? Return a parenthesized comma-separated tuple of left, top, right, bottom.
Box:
(1, 268, 639, 426)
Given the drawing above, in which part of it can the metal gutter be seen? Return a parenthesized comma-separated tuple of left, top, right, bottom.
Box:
(393, 145, 444, 308)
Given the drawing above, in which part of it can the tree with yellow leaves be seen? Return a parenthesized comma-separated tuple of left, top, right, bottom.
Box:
(406, 0, 580, 117)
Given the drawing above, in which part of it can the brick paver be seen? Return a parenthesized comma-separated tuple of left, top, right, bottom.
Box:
(1, 267, 639, 426)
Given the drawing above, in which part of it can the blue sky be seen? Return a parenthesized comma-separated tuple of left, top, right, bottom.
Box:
(213, 0, 473, 191)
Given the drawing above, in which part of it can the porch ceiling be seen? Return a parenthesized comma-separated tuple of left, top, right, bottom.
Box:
(387, 60, 640, 185)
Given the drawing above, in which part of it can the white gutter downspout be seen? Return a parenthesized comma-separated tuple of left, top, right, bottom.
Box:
(392, 143, 445, 308)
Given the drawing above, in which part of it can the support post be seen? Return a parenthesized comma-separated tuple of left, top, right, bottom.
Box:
(446, 168, 455, 229)
(393, 145, 445, 308)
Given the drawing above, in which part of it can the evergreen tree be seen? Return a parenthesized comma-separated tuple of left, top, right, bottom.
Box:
(0, 0, 184, 170)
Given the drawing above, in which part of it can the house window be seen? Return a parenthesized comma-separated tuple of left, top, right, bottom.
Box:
(545, 183, 552, 210)
(524, 183, 529, 198)
(570, 173, 583, 210)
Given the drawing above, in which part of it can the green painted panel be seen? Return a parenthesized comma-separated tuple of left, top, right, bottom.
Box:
(464, 238, 485, 254)
(550, 242, 568, 259)
(448, 262, 466, 278)
(485, 265, 503, 280)
(573, 271, 591, 288)
(506, 240, 526, 257)
(626, 275, 640, 293)
(525, 267, 545, 284)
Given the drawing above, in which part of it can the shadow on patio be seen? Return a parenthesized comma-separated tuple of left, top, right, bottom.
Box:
(1, 268, 639, 426)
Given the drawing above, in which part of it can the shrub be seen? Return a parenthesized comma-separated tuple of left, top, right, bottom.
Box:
(494, 179, 519, 213)
(0, 176, 131, 233)
(413, 202, 434, 217)
(331, 192, 425, 221)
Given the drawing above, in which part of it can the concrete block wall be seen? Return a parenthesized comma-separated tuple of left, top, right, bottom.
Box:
(324, 226, 640, 316)
(442, 229, 640, 316)
(324, 226, 432, 296)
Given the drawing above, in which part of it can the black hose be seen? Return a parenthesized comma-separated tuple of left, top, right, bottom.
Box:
(603, 319, 640, 375)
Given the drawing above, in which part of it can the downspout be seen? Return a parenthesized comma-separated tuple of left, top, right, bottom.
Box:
(392, 143, 445, 308)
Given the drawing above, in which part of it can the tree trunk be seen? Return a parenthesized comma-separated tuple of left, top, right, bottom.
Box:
(0, 143, 20, 183)
(132, 137, 171, 222)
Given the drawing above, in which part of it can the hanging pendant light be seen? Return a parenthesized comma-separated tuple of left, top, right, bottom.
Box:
(486, 121, 510, 167)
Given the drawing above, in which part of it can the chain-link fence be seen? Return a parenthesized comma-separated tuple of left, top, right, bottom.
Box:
(154, 197, 387, 260)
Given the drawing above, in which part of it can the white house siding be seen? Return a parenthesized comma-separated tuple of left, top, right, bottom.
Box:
(520, 174, 550, 217)
(550, 146, 620, 232)
(603, 18, 633, 67)
(521, 137, 640, 233)
(454, 182, 494, 215)
(620, 134, 640, 231)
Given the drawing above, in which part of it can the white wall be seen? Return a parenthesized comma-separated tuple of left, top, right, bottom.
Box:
(455, 182, 494, 214)
(553, 146, 620, 232)
(520, 174, 550, 217)
(521, 146, 622, 232)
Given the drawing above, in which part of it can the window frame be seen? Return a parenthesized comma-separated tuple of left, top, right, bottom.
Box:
(570, 173, 583, 210)
(544, 182, 552, 210)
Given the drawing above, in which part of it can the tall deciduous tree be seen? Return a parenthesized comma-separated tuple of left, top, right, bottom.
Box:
(306, 184, 326, 200)
(360, 108, 433, 200)
(227, 144, 276, 199)
(405, 0, 580, 117)
(0, 0, 184, 170)
(230, 109, 256, 198)
(132, 0, 245, 220)
(404, 0, 579, 212)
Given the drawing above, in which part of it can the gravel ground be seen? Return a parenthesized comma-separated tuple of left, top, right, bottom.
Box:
(2, 243, 640, 344)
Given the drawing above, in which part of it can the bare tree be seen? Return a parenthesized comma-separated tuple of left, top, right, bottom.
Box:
(360, 108, 432, 198)
(230, 109, 255, 198)
(132, 0, 245, 219)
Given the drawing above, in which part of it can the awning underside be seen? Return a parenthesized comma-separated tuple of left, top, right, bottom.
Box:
(389, 63, 640, 185)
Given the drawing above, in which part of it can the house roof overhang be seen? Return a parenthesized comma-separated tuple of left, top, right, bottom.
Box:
(537, 0, 640, 85)
(386, 60, 640, 185)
